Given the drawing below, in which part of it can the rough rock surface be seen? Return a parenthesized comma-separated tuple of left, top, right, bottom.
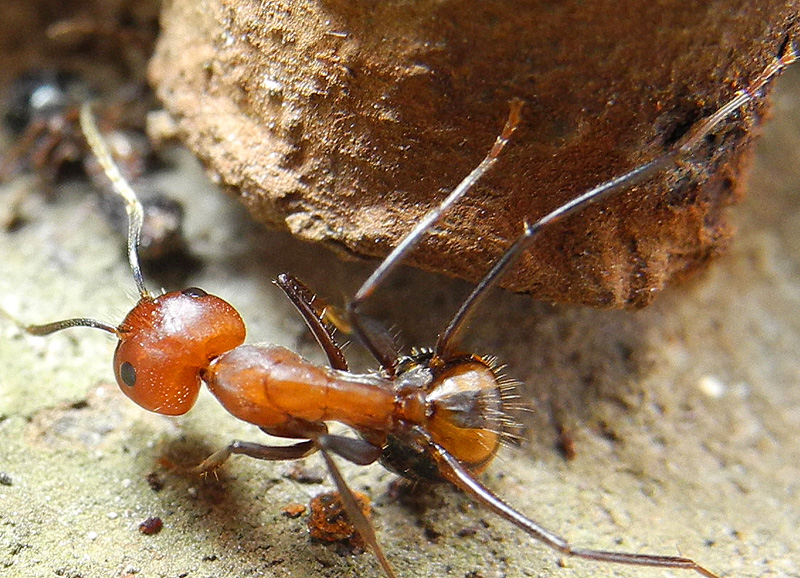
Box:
(149, 0, 799, 307)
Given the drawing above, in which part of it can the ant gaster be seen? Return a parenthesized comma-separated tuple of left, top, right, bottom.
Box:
(10, 43, 798, 578)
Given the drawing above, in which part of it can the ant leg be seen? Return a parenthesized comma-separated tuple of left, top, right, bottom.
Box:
(415, 427, 720, 578)
(348, 313, 402, 373)
(347, 101, 523, 373)
(277, 273, 402, 372)
(437, 41, 799, 358)
(275, 274, 400, 373)
(191, 433, 389, 576)
(0, 117, 51, 181)
(317, 437, 397, 578)
(317, 434, 383, 466)
(275, 273, 349, 371)
(190, 439, 318, 475)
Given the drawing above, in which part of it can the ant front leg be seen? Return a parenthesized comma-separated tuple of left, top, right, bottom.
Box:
(190, 439, 318, 476)
(274, 273, 349, 371)
(192, 421, 394, 577)
(191, 419, 329, 474)
(190, 426, 382, 481)
(276, 273, 402, 375)
(317, 434, 383, 466)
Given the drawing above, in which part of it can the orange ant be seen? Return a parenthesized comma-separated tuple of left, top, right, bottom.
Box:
(6, 42, 797, 578)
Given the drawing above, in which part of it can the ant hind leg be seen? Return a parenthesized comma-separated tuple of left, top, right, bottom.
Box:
(415, 427, 720, 578)
(436, 40, 799, 359)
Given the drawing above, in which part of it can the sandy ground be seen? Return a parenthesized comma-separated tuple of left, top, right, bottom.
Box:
(0, 67, 799, 578)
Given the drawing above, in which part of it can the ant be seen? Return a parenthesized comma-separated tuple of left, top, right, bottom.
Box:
(0, 71, 151, 185)
(4, 42, 797, 578)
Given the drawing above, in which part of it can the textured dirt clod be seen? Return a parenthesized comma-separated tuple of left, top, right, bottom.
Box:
(149, 0, 799, 308)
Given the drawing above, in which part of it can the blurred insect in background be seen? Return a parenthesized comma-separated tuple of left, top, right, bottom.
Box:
(0, 69, 185, 261)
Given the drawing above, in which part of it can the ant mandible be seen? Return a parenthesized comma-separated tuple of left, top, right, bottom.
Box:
(9, 42, 798, 578)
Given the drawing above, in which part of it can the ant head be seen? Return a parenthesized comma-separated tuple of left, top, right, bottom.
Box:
(60, 103, 244, 415)
(113, 288, 246, 415)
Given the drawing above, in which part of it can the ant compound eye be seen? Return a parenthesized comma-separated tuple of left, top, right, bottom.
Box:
(181, 287, 208, 298)
(119, 361, 137, 388)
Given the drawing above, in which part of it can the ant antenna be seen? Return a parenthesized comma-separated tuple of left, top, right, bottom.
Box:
(6, 102, 153, 338)
(348, 99, 523, 369)
(435, 42, 799, 358)
(78, 101, 149, 299)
